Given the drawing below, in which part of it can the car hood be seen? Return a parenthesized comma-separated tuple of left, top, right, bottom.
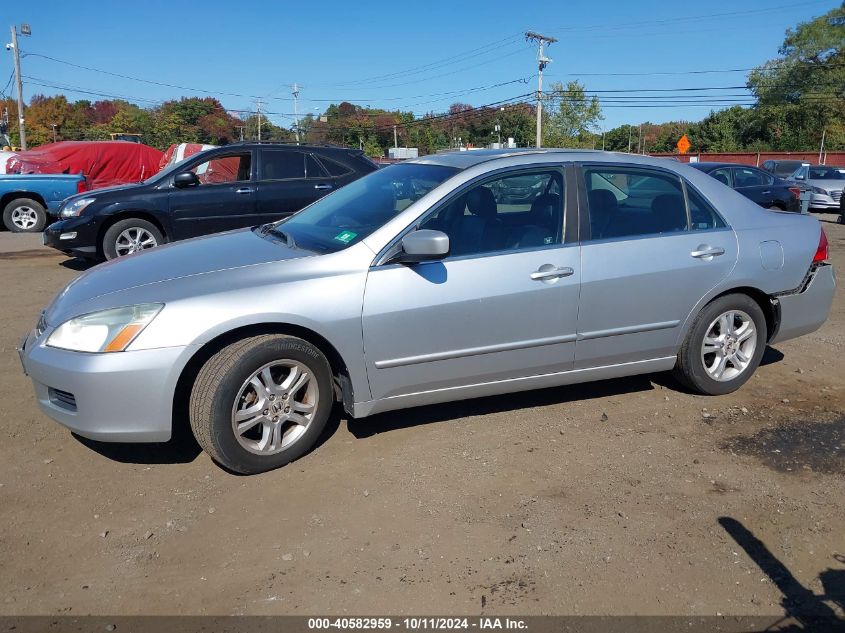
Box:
(45, 228, 312, 324)
(805, 179, 845, 192)
(60, 183, 141, 206)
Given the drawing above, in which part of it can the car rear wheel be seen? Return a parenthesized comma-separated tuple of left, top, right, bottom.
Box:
(102, 218, 164, 259)
(673, 293, 767, 395)
(3, 198, 47, 233)
(189, 334, 334, 474)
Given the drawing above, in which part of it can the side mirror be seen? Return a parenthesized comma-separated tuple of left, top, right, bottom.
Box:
(396, 229, 450, 264)
(173, 171, 200, 188)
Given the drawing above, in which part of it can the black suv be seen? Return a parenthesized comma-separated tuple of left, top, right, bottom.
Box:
(44, 143, 378, 259)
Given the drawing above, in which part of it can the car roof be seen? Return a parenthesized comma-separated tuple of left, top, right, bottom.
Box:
(406, 148, 678, 169)
(689, 162, 753, 169)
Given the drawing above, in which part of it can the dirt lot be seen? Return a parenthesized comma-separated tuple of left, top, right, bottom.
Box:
(0, 221, 843, 618)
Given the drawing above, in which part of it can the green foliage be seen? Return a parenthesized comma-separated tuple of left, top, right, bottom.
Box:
(541, 81, 603, 148)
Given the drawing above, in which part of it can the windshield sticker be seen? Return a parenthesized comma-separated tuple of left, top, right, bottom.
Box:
(333, 230, 358, 244)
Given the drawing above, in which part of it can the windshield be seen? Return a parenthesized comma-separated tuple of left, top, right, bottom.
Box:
(809, 166, 845, 180)
(273, 163, 458, 253)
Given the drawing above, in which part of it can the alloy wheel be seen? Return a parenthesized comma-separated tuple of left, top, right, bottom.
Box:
(114, 227, 158, 256)
(230, 360, 318, 455)
(700, 309, 757, 382)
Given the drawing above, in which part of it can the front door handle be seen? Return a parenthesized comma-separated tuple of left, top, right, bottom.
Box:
(761, 190, 771, 195)
(530, 265, 575, 281)
(235, 187, 254, 194)
(314, 183, 333, 191)
(691, 245, 726, 259)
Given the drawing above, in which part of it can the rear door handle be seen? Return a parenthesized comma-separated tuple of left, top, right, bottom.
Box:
(530, 265, 574, 281)
(691, 245, 726, 259)
(761, 190, 771, 195)
(314, 183, 333, 191)
(235, 187, 254, 194)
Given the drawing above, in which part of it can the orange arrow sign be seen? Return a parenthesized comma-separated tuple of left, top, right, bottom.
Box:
(677, 134, 691, 154)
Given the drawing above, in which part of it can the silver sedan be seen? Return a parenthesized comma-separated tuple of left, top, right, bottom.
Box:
(19, 150, 835, 474)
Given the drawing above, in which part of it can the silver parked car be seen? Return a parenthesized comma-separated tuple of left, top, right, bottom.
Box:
(789, 164, 845, 210)
(18, 150, 835, 474)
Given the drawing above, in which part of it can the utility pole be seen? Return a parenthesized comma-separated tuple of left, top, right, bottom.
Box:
(627, 126, 632, 152)
(9, 24, 31, 150)
(254, 99, 264, 141)
(291, 83, 301, 144)
(393, 125, 398, 148)
(525, 31, 556, 149)
(51, 123, 57, 143)
(819, 128, 826, 163)
(237, 125, 245, 141)
(637, 124, 642, 154)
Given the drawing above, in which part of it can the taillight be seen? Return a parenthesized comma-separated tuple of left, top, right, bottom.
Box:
(789, 187, 801, 200)
(813, 228, 828, 263)
(76, 179, 89, 194)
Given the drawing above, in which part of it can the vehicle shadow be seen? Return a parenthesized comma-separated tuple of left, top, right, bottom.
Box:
(719, 516, 845, 631)
(59, 257, 98, 272)
(72, 422, 202, 465)
(347, 373, 656, 438)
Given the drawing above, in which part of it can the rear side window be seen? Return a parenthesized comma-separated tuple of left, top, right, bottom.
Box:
(261, 151, 305, 180)
(319, 156, 352, 177)
(305, 155, 328, 178)
(584, 167, 688, 240)
(687, 186, 727, 230)
(733, 167, 773, 187)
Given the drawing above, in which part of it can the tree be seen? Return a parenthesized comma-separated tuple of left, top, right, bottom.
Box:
(747, 3, 845, 150)
(541, 81, 603, 148)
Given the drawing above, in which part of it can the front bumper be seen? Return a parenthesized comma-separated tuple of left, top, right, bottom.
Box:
(19, 328, 192, 442)
(770, 263, 836, 344)
(810, 192, 842, 210)
(43, 217, 100, 256)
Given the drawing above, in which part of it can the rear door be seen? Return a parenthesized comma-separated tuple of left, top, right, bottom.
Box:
(256, 149, 335, 222)
(575, 164, 737, 369)
(168, 151, 256, 239)
(732, 166, 776, 207)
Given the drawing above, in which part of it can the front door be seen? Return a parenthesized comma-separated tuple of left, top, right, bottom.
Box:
(169, 151, 256, 239)
(576, 164, 737, 369)
(362, 167, 581, 402)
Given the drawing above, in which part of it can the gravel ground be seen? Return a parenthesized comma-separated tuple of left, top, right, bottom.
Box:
(0, 219, 843, 617)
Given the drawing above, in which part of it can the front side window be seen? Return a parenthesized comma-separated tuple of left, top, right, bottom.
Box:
(190, 153, 251, 185)
(273, 163, 458, 253)
(584, 166, 687, 240)
(419, 170, 564, 257)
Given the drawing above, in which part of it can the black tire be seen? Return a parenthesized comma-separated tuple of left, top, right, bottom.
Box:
(189, 335, 334, 474)
(673, 293, 767, 395)
(102, 218, 164, 260)
(3, 198, 47, 233)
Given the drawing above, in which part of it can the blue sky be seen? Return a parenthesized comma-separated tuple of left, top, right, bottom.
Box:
(2, 0, 838, 131)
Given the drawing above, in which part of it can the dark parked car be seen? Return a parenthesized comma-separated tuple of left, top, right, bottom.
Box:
(761, 159, 809, 178)
(43, 143, 378, 259)
(690, 162, 800, 212)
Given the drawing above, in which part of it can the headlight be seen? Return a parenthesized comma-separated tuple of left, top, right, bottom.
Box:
(811, 186, 828, 195)
(60, 198, 96, 218)
(46, 304, 163, 353)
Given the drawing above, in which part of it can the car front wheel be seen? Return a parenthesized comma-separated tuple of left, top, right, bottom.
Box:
(674, 294, 767, 395)
(3, 198, 47, 232)
(189, 334, 334, 474)
(102, 218, 164, 259)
